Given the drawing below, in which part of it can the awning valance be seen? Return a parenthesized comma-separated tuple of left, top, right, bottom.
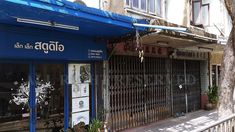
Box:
(0, 0, 147, 39)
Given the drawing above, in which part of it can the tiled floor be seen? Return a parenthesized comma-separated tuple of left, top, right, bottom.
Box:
(122, 110, 219, 132)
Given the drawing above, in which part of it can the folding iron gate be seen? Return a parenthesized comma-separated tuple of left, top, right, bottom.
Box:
(109, 55, 171, 131)
(172, 60, 201, 116)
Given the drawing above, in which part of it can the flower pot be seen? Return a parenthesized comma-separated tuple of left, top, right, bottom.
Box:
(205, 103, 216, 110)
(201, 93, 209, 109)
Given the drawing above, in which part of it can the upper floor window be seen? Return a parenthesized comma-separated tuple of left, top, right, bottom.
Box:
(125, 0, 162, 16)
(126, 0, 130, 6)
(191, 0, 210, 27)
(149, 0, 155, 13)
(133, 0, 139, 8)
(140, 0, 147, 11)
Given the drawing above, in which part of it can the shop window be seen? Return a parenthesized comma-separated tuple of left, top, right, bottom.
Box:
(0, 63, 29, 131)
(35, 64, 64, 130)
(126, 0, 162, 16)
(191, 0, 210, 27)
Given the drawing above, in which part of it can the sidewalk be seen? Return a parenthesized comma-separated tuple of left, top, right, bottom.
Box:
(122, 110, 219, 132)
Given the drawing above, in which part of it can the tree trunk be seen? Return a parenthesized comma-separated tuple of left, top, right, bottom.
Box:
(218, 26, 235, 117)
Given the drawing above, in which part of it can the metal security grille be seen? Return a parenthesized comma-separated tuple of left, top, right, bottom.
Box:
(172, 60, 201, 116)
(186, 61, 201, 112)
(172, 60, 186, 115)
(109, 55, 171, 131)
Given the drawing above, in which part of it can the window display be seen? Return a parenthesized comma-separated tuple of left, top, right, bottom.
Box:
(0, 63, 29, 131)
(69, 64, 91, 127)
(35, 64, 64, 131)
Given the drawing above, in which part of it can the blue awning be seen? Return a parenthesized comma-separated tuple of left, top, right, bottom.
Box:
(0, 0, 147, 39)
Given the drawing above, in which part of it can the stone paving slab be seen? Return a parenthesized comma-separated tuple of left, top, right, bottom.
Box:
(122, 110, 219, 132)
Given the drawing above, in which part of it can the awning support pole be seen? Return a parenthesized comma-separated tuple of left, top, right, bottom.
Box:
(29, 63, 36, 132)
(64, 63, 69, 131)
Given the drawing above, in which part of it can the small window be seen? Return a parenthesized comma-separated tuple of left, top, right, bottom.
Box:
(149, 0, 155, 13)
(156, 0, 161, 16)
(201, 4, 209, 26)
(193, 1, 201, 25)
(212, 65, 216, 86)
(133, 0, 139, 8)
(211, 65, 221, 86)
(217, 66, 221, 85)
(191, 0, 210, 27)
(127, 0, 162, 16)
(125, 0, 130, 6)
(140, 0, 147, 11)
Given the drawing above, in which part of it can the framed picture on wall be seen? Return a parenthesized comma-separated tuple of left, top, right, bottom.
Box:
(68, 64, 91, 84)
(72, 83, 89, 98)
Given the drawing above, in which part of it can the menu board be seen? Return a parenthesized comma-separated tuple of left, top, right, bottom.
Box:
(69, 64, 91, 126)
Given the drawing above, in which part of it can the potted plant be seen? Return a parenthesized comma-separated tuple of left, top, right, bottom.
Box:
(88, 119, 103, 132)
(205, 85, 218, 110)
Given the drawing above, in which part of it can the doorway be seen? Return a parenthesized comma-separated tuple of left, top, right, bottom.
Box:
(172, 60, 201, 116)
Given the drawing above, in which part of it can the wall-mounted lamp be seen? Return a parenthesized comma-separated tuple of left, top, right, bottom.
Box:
(17, 18, 79, 31)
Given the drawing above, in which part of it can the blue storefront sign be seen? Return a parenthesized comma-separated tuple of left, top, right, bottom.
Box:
(0, 25, 106, 61)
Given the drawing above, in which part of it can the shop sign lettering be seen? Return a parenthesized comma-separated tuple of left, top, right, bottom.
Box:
(14, 41, 64, 54)
(88, 49, 103, 59)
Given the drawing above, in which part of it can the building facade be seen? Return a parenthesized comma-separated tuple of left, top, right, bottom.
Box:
(0, 0, 231, 131)
(84, 0, 231, 131)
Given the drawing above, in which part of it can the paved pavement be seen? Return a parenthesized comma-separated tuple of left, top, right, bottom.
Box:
(122, 110, 219, 132)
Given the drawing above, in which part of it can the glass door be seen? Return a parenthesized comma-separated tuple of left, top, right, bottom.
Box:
(0, 63, 30, 131)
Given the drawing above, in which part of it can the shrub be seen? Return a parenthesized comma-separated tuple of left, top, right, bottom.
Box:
(88, 119, 103, 132)
(207, 85, 218, 104)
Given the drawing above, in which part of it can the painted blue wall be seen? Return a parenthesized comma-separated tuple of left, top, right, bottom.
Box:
(0, 24, 107, 61)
